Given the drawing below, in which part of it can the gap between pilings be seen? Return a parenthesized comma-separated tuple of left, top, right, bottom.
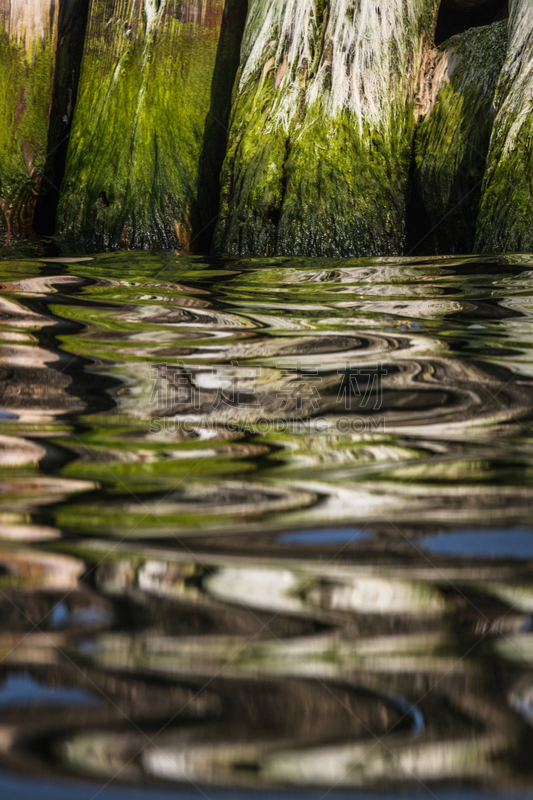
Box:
(33, 0, 91, 238)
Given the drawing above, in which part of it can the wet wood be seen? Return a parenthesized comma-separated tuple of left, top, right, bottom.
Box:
(0, 0, 59, 238)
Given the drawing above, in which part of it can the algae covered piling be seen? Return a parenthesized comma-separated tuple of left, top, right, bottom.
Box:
(57, 0, 227, 251)
(2, 0, 533, 257)
(214, 0, 441, 257)
(0, 0, 60, 238)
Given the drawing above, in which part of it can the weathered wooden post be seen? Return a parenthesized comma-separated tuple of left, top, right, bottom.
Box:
(57, 0, 233, 251)
(414, 20, 508, 254)
(214, 0, 441, 257)
(0, 0, 60, 238)
(476, 0, 533, 252)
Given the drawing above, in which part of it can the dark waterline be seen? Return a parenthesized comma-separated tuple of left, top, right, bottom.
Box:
(3, 769, 533, 800)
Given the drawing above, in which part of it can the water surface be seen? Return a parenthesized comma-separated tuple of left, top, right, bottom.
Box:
(1, 252, 533, 795)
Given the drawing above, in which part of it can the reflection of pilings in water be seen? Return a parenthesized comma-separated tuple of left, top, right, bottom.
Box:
(0, 536, 529, 788)
(0, 546, 85, 590)
(84, 540, 533, 622)
(50, 635, 523, 787)
(0, 643, 521, 788)
(0, 660, 221, 777)
(148, 343, 533, 437)
(0, 274, 122, 422)
(2, 256, 533, 790)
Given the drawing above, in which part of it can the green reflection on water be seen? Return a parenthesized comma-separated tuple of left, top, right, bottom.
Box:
(0, 252, 532, 791)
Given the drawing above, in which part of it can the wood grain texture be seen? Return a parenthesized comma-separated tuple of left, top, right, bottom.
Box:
(476, 0, 533, 252)
(57, 0, 230, 251)
(0, 0, 59, 238)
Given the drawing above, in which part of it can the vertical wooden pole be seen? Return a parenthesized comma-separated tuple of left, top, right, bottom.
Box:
(0, 0, 59, 238)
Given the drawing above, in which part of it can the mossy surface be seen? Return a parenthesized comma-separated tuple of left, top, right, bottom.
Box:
(476, 0, 533, 253)
(276, 106, 414, 257)
(58, 0, 224, 251)
(215, 0, 440, 258)
(415, 22, 508, 255)
(0, 4, 57, 238)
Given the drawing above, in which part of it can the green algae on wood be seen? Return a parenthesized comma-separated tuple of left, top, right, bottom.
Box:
(215, 0, 440, 258)
(414, 21, 508, 255)
(0, 0, 59, 239)
(476, 0, 533, 253)
(58, 0, 225, 251)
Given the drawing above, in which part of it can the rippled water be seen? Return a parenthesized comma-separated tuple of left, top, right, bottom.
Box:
(1, 251, 533, 796)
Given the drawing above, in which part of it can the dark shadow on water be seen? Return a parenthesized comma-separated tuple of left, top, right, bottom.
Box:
(0, 771, 531, 800)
